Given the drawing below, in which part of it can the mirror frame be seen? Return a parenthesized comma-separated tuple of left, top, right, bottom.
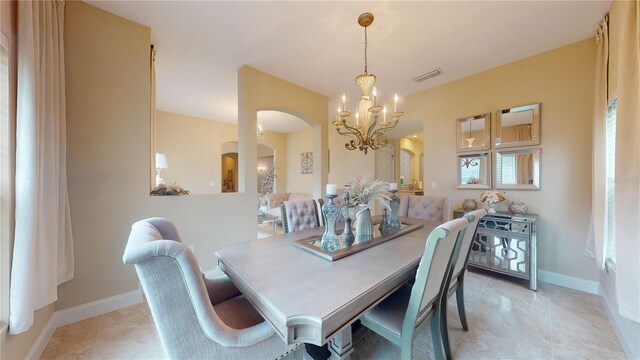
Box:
(457, 152, 492, 190)
(495, 103, 541, 148)
(456, 113, 491, 152)
(495, 148, 541, 190)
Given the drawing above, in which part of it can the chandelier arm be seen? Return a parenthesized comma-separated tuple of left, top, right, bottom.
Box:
(336, 122, 365, 146)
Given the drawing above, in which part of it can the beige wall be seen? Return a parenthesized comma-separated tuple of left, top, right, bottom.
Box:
(58, 3, 328, 311)
(328, 125, 375, 187)
(156, 111, 237, 194)
(285, 127, 314, 194)
(404, 39, 599, 281)
(260, 131, 288, 192)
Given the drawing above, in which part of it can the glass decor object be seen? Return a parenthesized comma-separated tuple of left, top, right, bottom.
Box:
(355, 205, 374, 242)
(333, 13, 404, 154)
(496, 103, 541, 148)
(341, 192, 355, 247)
(321, 194, 340, 252)
(456, 113, 491, 152)
(462, 199, 478, 211)
(379, 209, 392, 234)
(388, 190, 401, 229)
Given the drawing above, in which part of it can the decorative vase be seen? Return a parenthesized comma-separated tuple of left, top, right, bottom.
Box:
(462, 199, 478, 211)
(388, 190, 401, 229)
(355, 205, 374, 242)
(487, 203, 497, 214)
(508, 200, 528, 215)
(379, 208, 392, 234)
(320, 195, 340, 252)
(341, 192, 355, 247)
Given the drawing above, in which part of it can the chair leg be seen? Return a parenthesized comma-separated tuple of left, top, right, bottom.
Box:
(430, 309, 444, 360)
(440, 296, 453, 360)
(456, 283, 469, 331)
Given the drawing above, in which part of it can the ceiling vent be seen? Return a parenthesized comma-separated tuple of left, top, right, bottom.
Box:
(413, 68, 443, 83)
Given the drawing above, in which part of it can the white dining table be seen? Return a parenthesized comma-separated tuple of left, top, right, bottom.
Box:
(215, 217, 440, 360)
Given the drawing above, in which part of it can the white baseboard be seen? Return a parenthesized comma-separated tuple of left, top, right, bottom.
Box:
(54, 289, 144, 328)
(24, 313, 56, 360)
(538, 269, 599, 294)
(599, 284, 639, 360)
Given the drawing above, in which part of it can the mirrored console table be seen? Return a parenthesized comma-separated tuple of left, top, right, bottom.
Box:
(454, 209, 538, 291)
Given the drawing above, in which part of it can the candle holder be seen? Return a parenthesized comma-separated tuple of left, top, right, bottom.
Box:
(341, 192, 355, 247)
(389, 190, 401, 230)
(321, 194, 340, 252)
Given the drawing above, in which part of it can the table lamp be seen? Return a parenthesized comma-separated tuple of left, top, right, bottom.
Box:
(155, 153, 168, 186)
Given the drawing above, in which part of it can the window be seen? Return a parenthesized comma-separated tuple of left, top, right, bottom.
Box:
(497, 154, 517, 185)
(605, 99, 617, 264)
(460, 159, 480, 184)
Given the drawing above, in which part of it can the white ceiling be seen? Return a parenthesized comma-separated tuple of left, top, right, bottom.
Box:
(88, 0, 610, 137)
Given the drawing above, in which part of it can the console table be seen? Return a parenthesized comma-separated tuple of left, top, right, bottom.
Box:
(454, 209, 538, 291)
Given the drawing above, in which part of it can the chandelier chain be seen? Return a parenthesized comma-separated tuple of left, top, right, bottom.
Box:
(364, 26, 368, 75)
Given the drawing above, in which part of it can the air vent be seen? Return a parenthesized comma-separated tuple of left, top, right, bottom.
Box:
(413, 68, 443, 83)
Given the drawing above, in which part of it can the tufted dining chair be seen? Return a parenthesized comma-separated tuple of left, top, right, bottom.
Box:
(398, 195, 452, 222)
(123, 218, 301, 360)
(280, 199, 320, 233)
(441, 209, 487, 359)
(360, 217, 470, 360)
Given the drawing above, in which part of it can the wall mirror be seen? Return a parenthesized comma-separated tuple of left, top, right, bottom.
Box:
(456, 113, 491, 152)
(457, 152, 491, 189)
(495, 103, 541, 148)
(495, 148, 541, 190)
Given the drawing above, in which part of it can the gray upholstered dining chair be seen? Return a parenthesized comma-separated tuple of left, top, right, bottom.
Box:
(441, 209, 487, 359)
(399, 195, 452, 222)
(280, 199, 320, 233)
(360, 217, 470, 360)
(123, 218, 300, 360)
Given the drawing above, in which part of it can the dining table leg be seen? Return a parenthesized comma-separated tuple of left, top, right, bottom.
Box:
(328, 327, 353, 360)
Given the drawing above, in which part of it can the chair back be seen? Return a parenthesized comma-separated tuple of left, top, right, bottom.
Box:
(318, 196, 346, 226)
(452, 209, 487, 277)
(281, 199, 320, 233)
(399, 195, 452, 222)
(123, 218, 251, 358)
(402, 217, 469, 334)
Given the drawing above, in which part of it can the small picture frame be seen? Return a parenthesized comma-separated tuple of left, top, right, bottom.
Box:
(300, 152, 313, 174)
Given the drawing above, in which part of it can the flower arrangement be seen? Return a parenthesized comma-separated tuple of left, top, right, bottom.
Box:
(480, 191, 505, 204)
(346, 175, 392, 209)
(150, 183, 191, 196)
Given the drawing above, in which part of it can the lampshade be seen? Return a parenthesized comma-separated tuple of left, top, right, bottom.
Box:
(155, 153, 168, 169)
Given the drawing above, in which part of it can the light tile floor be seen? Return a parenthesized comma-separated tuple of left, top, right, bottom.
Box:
(40, 270, 626, 360)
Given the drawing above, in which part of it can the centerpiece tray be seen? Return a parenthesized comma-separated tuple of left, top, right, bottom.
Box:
(292, 218, 423, 261)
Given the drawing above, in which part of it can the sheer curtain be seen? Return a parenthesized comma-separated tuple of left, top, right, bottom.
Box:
(585, 15, 609, 270)
(9, 0, 74, 334)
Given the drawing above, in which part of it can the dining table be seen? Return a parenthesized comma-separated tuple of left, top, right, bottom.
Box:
(215, 216, 441, 360)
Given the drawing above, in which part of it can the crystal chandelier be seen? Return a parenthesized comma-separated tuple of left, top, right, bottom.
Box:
(333, 13, 403, 154)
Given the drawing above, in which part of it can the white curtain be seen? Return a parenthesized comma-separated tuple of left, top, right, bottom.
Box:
(585, 15, 609, 270)
(614, 0, 639, 323)
(10, 0, 74, 334)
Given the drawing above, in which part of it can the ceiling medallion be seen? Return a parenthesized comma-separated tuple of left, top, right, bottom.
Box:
(333, 12, 403, 154)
